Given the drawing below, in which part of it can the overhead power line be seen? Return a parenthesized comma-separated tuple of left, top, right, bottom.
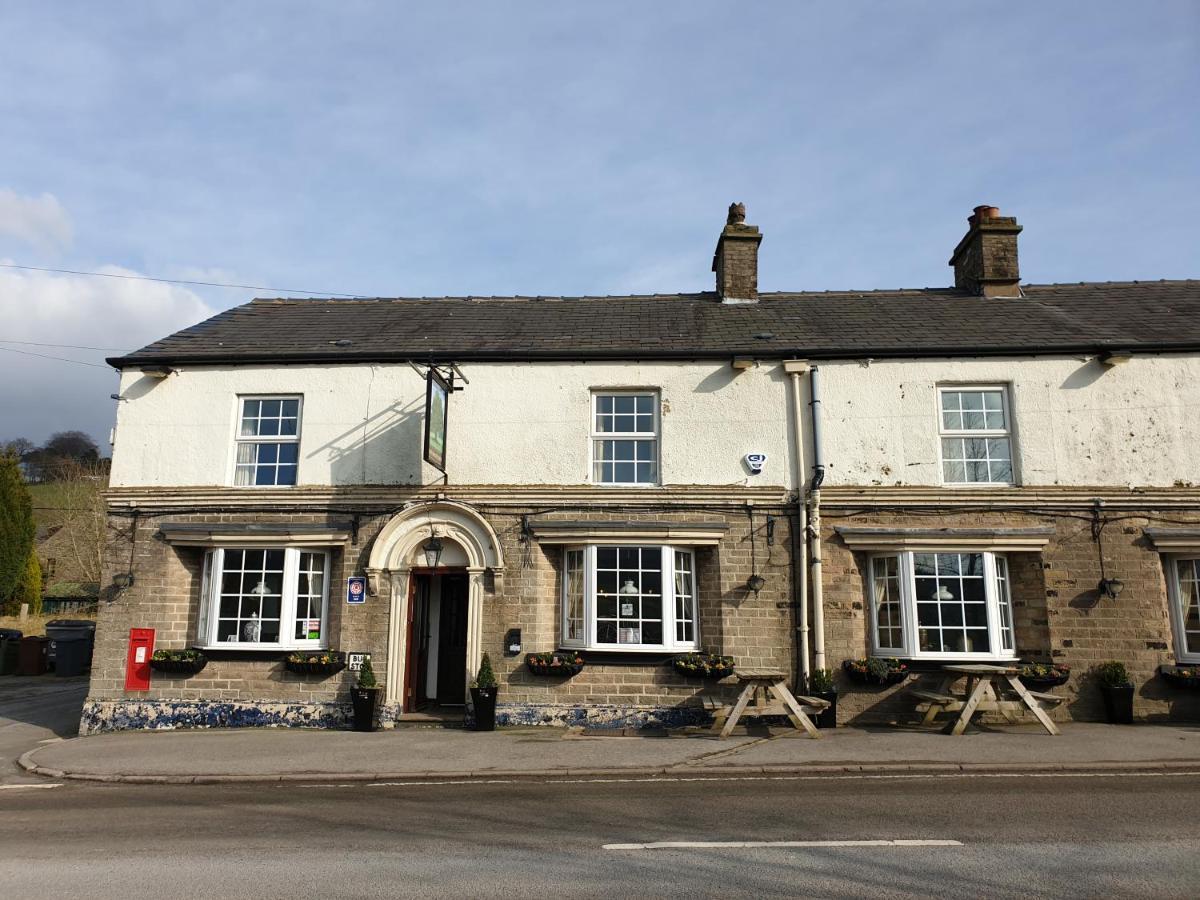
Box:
(0, 262, 367, 298)
(0, 339, 129, 351)
(0, 345, 114, 369)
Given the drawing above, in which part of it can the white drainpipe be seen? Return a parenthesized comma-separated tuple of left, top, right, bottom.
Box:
(808, 365, 827, 672)
(783, 360, 811, 688)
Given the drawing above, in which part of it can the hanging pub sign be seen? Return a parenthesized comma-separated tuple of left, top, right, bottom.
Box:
(424, 368, 449, 471)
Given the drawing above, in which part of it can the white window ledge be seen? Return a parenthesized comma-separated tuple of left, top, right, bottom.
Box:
(529, 519, 728, 545)
(158, 522, 353, 547)
(835, 526, 1053, 552)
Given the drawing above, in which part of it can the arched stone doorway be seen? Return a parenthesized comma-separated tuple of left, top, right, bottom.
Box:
(366, 501, 504, 713)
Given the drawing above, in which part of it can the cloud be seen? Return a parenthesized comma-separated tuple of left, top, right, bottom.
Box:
(0, 263, 216, 448)
(0, 188, 73, 251)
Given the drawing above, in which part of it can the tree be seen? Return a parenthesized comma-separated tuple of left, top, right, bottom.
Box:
(7, 552, 42, 616)
(0, 453, 35, 603)
(51, 459, 108, 585)
(1, 438, 34, 458)
(42, 431, 100, 464)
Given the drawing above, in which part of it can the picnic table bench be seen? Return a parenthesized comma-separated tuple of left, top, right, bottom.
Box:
(913, 664, 1063, 735)
(707, 668, 829, 739)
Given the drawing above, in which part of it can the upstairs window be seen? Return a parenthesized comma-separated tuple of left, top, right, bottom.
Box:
(235, 396, 301, 486)
(591, 392, 658, 485)
(938, 386, 1014, 485)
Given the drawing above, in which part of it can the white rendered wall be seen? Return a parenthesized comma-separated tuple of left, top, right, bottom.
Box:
(108, 361, 794, 488)
(813, 354, 1200, 488)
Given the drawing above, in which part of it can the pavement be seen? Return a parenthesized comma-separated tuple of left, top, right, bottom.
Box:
(16, 716, 1200, 784)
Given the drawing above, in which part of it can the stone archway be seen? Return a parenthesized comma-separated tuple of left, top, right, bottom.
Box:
(366, 500, 504, 710)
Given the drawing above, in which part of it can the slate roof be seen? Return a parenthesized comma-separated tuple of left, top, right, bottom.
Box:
(110, 280, 1200, 366)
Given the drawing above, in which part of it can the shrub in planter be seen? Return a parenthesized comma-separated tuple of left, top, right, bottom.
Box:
(285, 650, 347, 677)
(807, 668, 837, 729)
(1018, 662, 1071, 689)
(470, 652, 498, 732)
(672, 652, 736, 680)
(1160, 665, 1200, 689)
(526, 651, 585, 676)
(350, 657, 379, 732)
(1095, 660, 1134, 725)
(149, 649, 208, 676)
(843, 657, 909, 686)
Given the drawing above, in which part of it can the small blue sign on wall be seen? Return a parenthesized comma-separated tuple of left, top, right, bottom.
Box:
(346, 576, 367, 605)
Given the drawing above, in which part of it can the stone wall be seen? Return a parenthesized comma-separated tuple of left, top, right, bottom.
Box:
(84, 489, 797, 731)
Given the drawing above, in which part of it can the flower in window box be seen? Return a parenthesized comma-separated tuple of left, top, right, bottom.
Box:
(149, 649, 208, 676)
(1018, 662, 1071, 689)
(672, 653, 736, 680)
(1160, 665, 1200, 689)
(284, 650, 346, 677)
(526, 652, 585, 676)
(842, 657, 909, 686)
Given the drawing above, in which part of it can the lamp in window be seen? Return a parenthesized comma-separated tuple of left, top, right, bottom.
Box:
(422, 532, 444, 570)
(250, 580, 271, 597)
(620, 579, 639, 595)
(933, 585, 954, 602)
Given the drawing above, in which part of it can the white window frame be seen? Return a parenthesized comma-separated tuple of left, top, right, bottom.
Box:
(589, 391, 660, 487)
(231, 395, 303, 488)
(867, 550, 1017, 660)
(1166, 555, 1200, 664)
(560, 545, 699, 652)
(195, 547, 331, 651)
(936, 385, 1016, 487)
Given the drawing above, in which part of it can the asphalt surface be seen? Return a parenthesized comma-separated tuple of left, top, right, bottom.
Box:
(3, 771, 1200, 898)
(0, 677, 86, 784)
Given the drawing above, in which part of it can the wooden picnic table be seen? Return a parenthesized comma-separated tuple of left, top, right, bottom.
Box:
(910, 663, 1062, 736)
(708, 668, 829, 739)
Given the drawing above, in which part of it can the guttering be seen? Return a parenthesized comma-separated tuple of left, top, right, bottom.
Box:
(782, 360, 811, 690)
(808, 365, 827, 673)
(105, 341, 1200, 369)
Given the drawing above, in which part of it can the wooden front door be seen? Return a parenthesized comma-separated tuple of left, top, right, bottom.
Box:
(404, 574, 432, 712)
(436, 574, 469, 706)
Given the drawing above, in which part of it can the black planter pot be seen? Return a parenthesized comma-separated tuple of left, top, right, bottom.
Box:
(1018, 672, 1070, 690)
(1100, 684, 1135, 724)
(350, 686, 380, 732)
(812, 690, 838, 729)
(471, 686, 497, 731)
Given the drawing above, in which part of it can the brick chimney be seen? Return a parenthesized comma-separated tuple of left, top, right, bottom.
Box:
(949, 205, 1023, 297)
(713, 202, 762, 303)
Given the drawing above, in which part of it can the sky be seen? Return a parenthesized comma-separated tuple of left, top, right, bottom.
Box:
(1, 2, 1197, 450)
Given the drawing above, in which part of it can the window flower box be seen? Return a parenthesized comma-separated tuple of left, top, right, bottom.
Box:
(842, 657, 909, 686)
(526, 651, 585, 677)
(1018, 662, 1071, 689)
(284, 650, 346, 677)
(1160, 665, 1200, 690)
(672, 652, 736, 680)
(149, 649, 208, 676)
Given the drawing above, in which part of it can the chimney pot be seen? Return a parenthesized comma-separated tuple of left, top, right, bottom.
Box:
(950, 204, 1022, 298)
(712, 202, 762, 303)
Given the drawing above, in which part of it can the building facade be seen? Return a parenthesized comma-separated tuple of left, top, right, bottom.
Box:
(83, 205, 1200, 732)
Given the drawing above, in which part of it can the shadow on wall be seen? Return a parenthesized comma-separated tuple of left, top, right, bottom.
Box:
(1059, 358, 1107, 391)
(309, 396, 425, 485)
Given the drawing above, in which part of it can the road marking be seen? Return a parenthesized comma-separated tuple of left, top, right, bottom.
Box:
(604, 839, 963, 850)
(0, 783, 62, 790)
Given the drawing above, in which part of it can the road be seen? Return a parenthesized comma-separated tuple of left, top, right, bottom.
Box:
(2, 771, 1199, 898)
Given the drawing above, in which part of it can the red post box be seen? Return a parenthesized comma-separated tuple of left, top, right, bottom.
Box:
(125, 628, 155, 691)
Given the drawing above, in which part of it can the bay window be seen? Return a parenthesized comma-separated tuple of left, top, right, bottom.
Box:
(1167, 557, 1200, 663)
(196, 548, 330, 650)
(561, 545, 699, 651)
(868, 550, 1015, 659)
